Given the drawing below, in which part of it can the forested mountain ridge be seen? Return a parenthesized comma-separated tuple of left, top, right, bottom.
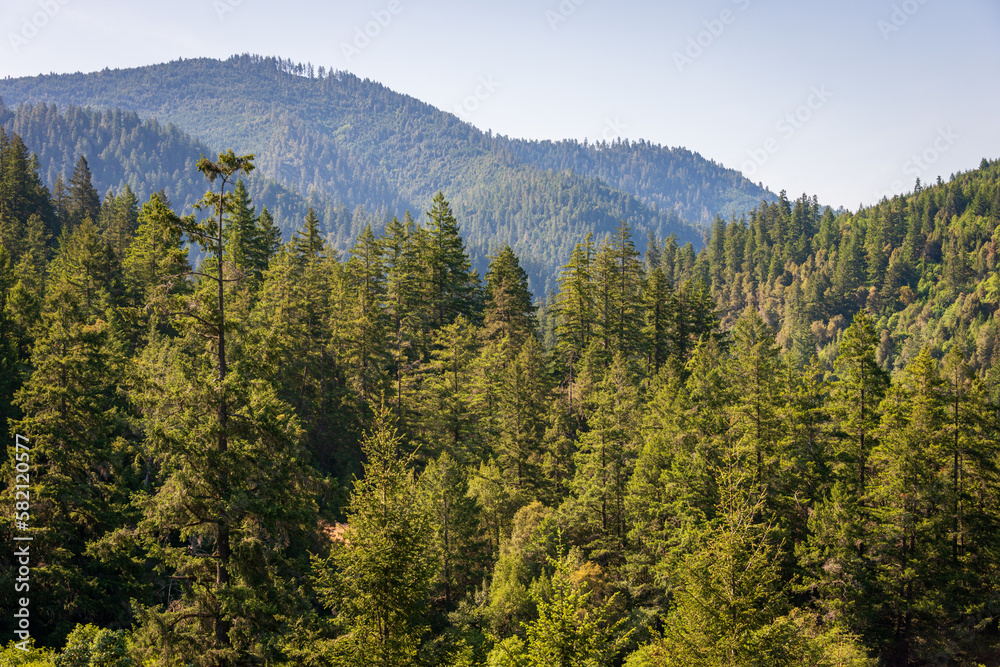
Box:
(0, 54, 776, 291)
(686, 159, 1000, 375)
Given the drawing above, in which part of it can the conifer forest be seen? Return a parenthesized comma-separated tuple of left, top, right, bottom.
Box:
(3, 59, 1000, 667)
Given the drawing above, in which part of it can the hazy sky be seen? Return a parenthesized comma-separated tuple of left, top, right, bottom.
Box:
(3, 0, 999, 209)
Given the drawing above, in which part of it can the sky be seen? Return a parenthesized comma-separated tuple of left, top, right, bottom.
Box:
(2, 0, 999, 210)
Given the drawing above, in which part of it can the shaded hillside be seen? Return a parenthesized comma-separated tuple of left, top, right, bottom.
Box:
(500, 136, 775, 222)
(0, 100, 314, 237)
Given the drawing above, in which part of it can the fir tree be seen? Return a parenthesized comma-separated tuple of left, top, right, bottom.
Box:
(425, 191, 480, 328)
(313, 406, 434, 666)
(483, 245, 537, 349)
(67, 156, 101, 230)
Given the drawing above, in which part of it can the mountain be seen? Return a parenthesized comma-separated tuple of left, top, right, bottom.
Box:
(0, 54, 776, 291)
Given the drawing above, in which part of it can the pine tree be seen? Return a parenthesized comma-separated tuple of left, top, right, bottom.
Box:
(313, 406, 434, 666)
(222, 178, 258, 276)
(555, 234, 595, 407)
(0, 246, 19, 445)
(382, 213, 424, 429)
(483, 245, 537, 349)
(255, 205, 282, 268)
(606, 221, 645, 358)
(291, 207, 325, 259)
(494, 336, 549, 495)
(830, 310, 889, 498)
(728, 309, 784, 485)
(569, 353, 641, 561)
(497, 551, 629, 667)
(102, 184, 139, 260)
(344, 224, 389, 402)
(415, 315, 480, 459)
(0, 131, 56, 242)
(129, 151, 318, 665)
(866, 348, 949, 664)
(418, 451, 484, 608)
(121, 194, 189, 340)
(646, 460, 870, 666)
(641, 265, 673, 373)
(250, 240, 346, 474)
(67, 156, 101, 230)
(6, 217, 140, 639)
(425, 191, 481, 328)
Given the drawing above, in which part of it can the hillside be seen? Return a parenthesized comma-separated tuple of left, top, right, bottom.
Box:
(0, 100, 314, 224)
(684, 161, 1000, 375)
(0, 54, 776, 291)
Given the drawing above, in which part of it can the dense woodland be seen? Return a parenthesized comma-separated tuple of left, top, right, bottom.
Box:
(3, 124, 1000, 667)
(0, 54, 775, 292)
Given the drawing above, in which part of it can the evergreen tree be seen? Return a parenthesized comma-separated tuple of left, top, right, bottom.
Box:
(222, 178, 258, 275)
(129, 151, 318, 665)
(344, 224, 389, 402)
(605, 221, 645, 358)
(67, 156, 101, 229)
(291, 207, 325, 259)
(250, 240, 346, 474)
(644, 460, 867, 667)
(494, 551, 630, 667)
(101, 185, 139, 260)
(5, 217, 140, 640)
(0, 246, 19, 445)
(555, 234, 595, 407)
(641, 265, 672, 373)
(121, 194, 189, 340)
(728, 309, 784, 485)
(494, 336, 549, 495)
(418, 451, 484, 608)
(569, 353, 641, 562)
(483, 245, 537, 349)
(255, 205, 282, 268)
(314, 406, 434, 666)
(866, 348, 949, 664)
(830, 310, 889, 498)
(416, 315, 480, 459)
(425, 191, 481, 327)
(382, 212, 424, 429)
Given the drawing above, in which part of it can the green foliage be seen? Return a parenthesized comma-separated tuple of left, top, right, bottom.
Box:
(4, 128, 1000, 666)
(512, 551, 631, 667)
(313, 405, 435, 666)
(0, 640, 57, 667)
(55, 625, 133, 667)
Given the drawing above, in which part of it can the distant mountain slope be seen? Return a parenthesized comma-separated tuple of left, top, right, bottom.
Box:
(0, 54, 776, 290)
(499, 137, 773, 223)
(0, 100, 314, 235)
